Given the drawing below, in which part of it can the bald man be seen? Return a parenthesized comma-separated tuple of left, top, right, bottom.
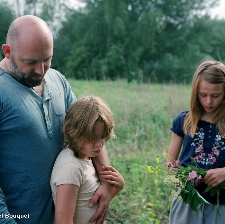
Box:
(0, 15, 112, 224)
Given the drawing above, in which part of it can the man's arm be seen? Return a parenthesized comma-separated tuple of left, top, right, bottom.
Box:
(0, 187, 17, 223)
(89, 146, 113, 224)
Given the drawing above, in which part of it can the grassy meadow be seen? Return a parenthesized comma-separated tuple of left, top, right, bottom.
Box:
(69, 79, 191, 224)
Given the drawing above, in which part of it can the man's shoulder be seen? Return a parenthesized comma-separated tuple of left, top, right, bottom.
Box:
(46, 68, 61, 76)
(45, 68, 66, 84)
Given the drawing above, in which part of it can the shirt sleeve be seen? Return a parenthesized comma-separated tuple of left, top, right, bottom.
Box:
(171, 111, 188, 137)
(53, 161, 82, 187)
(0, 187, 17, 223)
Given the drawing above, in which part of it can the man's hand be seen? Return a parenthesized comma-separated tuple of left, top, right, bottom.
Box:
(89, 182, 113, 224)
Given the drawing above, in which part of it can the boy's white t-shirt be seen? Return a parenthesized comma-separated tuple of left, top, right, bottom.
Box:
(51, 147, 100, 224)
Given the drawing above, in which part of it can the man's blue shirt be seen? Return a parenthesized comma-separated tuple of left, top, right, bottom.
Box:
(0, 68, 76, 223)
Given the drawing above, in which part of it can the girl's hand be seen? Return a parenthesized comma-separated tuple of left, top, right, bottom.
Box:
(203, 167, 225, 187)
(100, 166, 125, 189)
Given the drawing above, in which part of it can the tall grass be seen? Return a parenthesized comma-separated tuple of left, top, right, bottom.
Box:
(69, 79, 191, 224)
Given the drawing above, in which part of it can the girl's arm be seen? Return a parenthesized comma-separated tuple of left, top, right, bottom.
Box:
(100, 166, 125, 198)
(167, 132, 183, 164)
(203, 167, 225, 187)
(55, 184, 79, 224)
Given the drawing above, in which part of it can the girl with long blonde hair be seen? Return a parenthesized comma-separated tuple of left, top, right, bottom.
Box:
(167, 60, 225, 224)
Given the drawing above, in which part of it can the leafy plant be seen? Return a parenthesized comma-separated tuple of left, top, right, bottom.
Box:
(166, 159, 225, 215)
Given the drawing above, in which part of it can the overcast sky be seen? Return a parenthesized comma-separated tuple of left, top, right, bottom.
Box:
(209, 0, 225, 19)
(4, 0, 225, 19)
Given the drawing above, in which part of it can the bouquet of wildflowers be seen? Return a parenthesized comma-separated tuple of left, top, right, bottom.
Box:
(165, 159, 225, 215)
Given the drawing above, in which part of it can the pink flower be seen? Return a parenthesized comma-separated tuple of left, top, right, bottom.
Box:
(188, 171, 198, 179)
(196, 146, 203, 152)
(212, 148, 219, 156)
(188, 171, 202, 184)
(212, 157, 216, 164)
(168, 160, 181, 170)
(175, 160, 180, 166)
(195, 155, 201, 162)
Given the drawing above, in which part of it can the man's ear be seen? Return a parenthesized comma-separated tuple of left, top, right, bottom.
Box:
(2, 44, 11, 59)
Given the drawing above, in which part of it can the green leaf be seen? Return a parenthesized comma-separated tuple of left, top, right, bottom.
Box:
(181, 184, 210, 212)
(190, 192, 200, 212)
(204, 185, 212, 193)
(181, 182, 195, 204)
(209, 187, 218, 196)
(180, 190, 190, 202)
(195, 190, 210, 205)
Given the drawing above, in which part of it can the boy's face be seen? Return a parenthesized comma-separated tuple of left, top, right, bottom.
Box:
(79, 120, 106, 159)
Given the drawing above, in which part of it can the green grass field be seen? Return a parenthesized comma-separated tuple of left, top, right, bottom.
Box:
(69, 79, 191, 224)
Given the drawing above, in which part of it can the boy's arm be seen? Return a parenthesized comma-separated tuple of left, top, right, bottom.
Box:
(55, 184, 78, 224)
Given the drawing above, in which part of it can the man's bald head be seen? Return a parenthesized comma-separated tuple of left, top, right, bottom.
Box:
(6, 15, 53, 50)
(1, 15, 54, 87)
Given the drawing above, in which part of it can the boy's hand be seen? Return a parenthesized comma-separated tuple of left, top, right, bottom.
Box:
(100, 166, 125, 189)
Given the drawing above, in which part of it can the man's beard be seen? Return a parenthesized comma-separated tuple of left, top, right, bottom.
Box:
(8, 56, 44, 88)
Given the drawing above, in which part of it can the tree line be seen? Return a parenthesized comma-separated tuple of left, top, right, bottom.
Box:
(1, 0, 225, 83)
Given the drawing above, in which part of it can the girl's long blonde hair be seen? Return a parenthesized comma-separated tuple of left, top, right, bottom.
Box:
(63, 95, 116, 157)
(184, 60, 225, 137)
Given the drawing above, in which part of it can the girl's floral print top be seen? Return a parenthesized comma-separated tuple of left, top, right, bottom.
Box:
(171, 111, 225, 204)
(192, 126, 225, 168)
